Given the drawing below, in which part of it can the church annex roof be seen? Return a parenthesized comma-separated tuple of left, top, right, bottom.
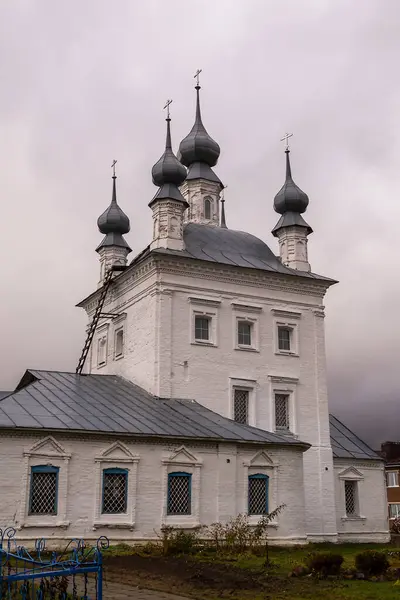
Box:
(150, 223, 336, 283)
(329, 415, 381, 460)
(0, 370, 308, 448)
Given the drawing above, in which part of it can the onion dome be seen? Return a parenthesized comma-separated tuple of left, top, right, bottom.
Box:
(178, 85, 220, 168)
(274, 150, 309, 214)
(150, 117, 188, 207)
(96, 174, 131, 252)
(152, 118, 187, 187)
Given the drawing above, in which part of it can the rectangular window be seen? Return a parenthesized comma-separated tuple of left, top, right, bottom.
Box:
(237, 321, 252, 346)
(248, 474, 269, 515)
(115, 329, 124, 358)
(29, 466, 59, 515)
(194, 316, 210, 341)
(387, 472, 399, 487)
(97, 335, 107, 366)
(167, 472, 191, 515)
(344, 480, 358, 516)
(278, 326, 291, 351)
(102, 468, 128, 514)
(275, 393, 290, 431)
(234, 389, 249, 424)
(389, 504, 400, 519)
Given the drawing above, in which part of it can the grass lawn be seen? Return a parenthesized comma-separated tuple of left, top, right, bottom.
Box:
(103, 543, 400, 600)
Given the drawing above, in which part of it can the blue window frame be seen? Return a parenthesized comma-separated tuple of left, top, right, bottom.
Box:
(29, 465, 59, 515)
(102, 468, 128, 514)
(248, 474, 269, 515)
(167, 472, 192, 515)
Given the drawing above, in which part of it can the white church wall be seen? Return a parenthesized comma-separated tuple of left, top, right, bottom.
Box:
(152, 264, 337, 540)
(333, 460, 390, 543)
(0, 433, 307, 547)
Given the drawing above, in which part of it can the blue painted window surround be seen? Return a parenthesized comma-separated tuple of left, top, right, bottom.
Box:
(248, 474, 269, 515)
(29, 465, 59, 515)
(102, 468, 128, 514)
(167, 472, 192, 515)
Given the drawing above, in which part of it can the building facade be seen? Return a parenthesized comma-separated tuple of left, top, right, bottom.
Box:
(0, 81, 389, 545)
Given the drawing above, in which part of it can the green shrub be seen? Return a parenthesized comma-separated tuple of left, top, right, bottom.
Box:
(306, 552, 344, 577)
(159, 525, 202, 555)
(355, 550, 389, 576)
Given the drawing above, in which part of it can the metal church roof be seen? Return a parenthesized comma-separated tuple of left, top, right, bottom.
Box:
(329, 414, 381, 460)
(152, 223, 336, 283)
(0, 370, 307, 447)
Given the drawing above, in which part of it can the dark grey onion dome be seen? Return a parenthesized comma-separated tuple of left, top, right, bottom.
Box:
(97, 176, 130, 235)
(274, 150, 309, 214)
(178, 85, 220, 168)
(152, 118, 187, 187)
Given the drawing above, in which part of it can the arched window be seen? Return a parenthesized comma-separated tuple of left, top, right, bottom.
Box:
(204, 197, 212, 219)
(248, 474, 269, 515)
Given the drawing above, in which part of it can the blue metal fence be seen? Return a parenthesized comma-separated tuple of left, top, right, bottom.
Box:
(0, 527, 109, 600)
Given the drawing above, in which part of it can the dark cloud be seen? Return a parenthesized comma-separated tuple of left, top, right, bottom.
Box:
(1, 0, 399, 447)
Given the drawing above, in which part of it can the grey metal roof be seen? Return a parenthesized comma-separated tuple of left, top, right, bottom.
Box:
(152, 223, 335, 283)
(0, 392, 11, 400)
(329, 415, 382, 460)
(0, 370, 308, 448)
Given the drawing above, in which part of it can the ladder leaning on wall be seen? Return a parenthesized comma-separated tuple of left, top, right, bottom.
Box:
(75, 264, 126, 375)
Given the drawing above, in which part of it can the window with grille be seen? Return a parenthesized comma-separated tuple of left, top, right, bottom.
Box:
(278, 326, 291, 351)
(237, 321, 252, 346)
(195, 315, 210, 341)
(344, 480, 358, 516)
(167, 472, 191, 515)
(275, 394, 290, 431)
(97, 335, 107, 366)
(389, 504, 400, 519)
(29, 466, 59, 515)
(204, 197, 212, 219)
(234, 389, 249, 424)
(387, 472, 399, 487)
(102, 468, 128, 514)
(115, 329, 124, 358)
(248, 474, 269, 515)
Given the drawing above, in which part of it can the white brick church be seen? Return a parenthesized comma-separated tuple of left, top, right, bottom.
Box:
(0, 82, 389, 546)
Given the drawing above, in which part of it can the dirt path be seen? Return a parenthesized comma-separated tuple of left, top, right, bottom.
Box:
(103, 580, 191, 600)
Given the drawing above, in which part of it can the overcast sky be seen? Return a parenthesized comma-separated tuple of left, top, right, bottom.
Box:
(1, 0, 399, 447)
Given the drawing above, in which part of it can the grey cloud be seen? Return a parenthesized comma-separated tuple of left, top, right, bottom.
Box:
(1, 0, 399, 448)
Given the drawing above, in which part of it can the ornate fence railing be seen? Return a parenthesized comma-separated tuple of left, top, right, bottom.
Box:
(0, 527, 109, 600)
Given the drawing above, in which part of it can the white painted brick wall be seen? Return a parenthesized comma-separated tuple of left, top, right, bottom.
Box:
(0, 434, 307, 547)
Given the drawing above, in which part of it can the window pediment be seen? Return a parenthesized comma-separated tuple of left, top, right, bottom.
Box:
(162, 446, 202, 467)
(24, 436, 71, 460)
(338, 466, 364, 480)
(95, 441, 139, 464)
(244, 450, 276, 469)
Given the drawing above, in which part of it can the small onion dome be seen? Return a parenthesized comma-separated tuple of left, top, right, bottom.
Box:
(178, 85, 220, 168)
(274, 150, 309, 215)
(152, 118, 187, 187)
(97, 176, 130, 235)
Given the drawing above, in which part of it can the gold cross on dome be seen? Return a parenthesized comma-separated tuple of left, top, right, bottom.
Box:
(194, 69, 202, 86)
(280, 132, 293, 150)
(163, 99, 172, 118)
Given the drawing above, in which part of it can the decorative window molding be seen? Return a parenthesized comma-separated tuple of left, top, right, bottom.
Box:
(230, 378, 257, 427)
(114, 327, 124, 360)
(243, 451, 279, 526)
(162, 446, 202, 528)
(93, 441, 139, 530)
(190, 299, 219, 347)
(96, 322, 109, 368)
(234, 316, 259, 352)
(188, 296, 221, 308)
(268, 376, 298, 435)
(338, 467, 365, 521)
(231, 302, 263, 314)
(20, 437, 71, 529)
(271, 308, 302, 320)
(272, 312, 299, 357)
(204, 196, 212, 220)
